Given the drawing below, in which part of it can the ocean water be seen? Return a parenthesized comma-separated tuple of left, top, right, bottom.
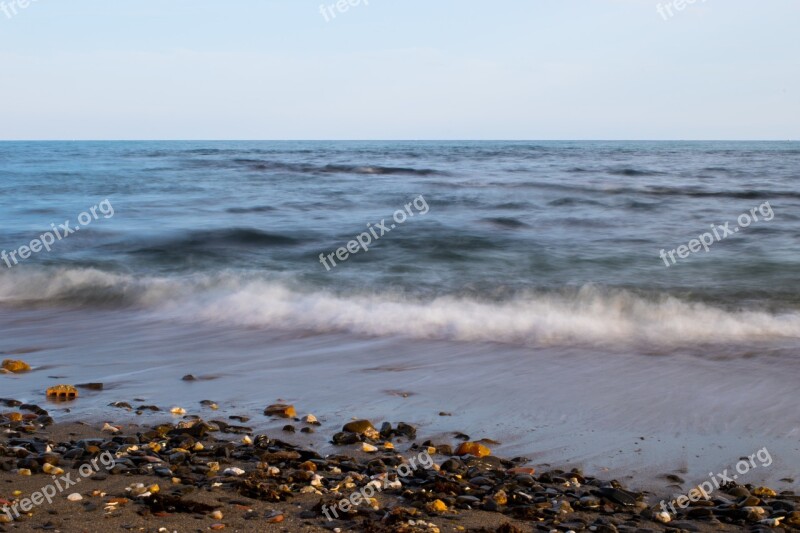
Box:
(1, 141, 799, 488)
(1, 140, 800, 350)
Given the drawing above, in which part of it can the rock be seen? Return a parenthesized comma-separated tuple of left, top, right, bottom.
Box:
(440, 458, 467, 474)
(46, 385, 78, 400)
(455, 442, 491, 458)
(427, 499, 448, 512)
(75, 383, 104, 391)
(786, 511, 800, 526)
(181, 374, 196, 381)
(395, 422, 417, 439)
(223, 467, 245, 476)
(362, 443, 378, 453)
(170, 407, 186, 415)
(264, 404, 296, 418)
(743, 506, 768, 521)
(2, 359, 31, 373)
(343, 420, 379, 439)
(210, 510, 223, 520)
(304, 414, 320, 425)
(67, 493, 83, 502)
(266, 513, 284, 523)
(596, 486, 639, 507)
(752, 486, 777, 498)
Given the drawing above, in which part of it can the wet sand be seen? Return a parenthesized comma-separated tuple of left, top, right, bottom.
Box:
(1, 307, 798, 498)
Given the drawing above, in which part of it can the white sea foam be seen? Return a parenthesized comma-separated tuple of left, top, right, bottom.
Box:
(2, 268, 800, 347)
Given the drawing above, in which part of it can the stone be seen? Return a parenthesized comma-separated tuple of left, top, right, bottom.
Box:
(427, 499, 448, 512)
(76, 382, 104, 391)
(455, 442, 491, 458)
(264, 404, 296, 418)
(67, 493, 83, 502)
(752, 486, 777, 498)
(343, 420, 379, 439)
(2, 359, 31, 373)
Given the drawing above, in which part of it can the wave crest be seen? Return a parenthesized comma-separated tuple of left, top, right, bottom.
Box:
(2, 269, 799, 348)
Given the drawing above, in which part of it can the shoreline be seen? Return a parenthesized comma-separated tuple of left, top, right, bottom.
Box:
(1, 395, 797, 532)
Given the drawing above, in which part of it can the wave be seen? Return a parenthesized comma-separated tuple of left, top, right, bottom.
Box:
(128, 228, 300, 256)
(226, 205, 277, 214)
(2, 269, 800, 348)
(195, 158, 445, 176)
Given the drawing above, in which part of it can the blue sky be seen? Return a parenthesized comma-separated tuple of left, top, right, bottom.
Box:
(0, 0, 797, 140)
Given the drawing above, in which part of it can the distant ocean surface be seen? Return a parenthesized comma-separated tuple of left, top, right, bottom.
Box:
(1, 140, 800, 351)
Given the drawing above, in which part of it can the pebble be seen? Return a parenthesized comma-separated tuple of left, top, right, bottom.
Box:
(343, 419, 379, 439)
(67, 493, 83, 502)
(1, 359, 31, 373)
(264, 403, 296, 418)
(0, 398, 795, 533)
(454, 441, 491, 457)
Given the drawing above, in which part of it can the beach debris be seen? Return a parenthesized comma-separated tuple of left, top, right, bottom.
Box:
(2, 359, 31, 373)
(264, 403, 296, 418)
(46, 384, 79, 400)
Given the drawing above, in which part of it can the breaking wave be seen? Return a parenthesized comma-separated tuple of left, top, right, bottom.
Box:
(2, 268, 800, 348)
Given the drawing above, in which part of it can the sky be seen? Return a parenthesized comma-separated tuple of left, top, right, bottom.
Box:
(0, 0, 798, 140)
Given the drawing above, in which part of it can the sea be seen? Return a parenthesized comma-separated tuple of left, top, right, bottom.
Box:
(1, 141, 798, 490)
